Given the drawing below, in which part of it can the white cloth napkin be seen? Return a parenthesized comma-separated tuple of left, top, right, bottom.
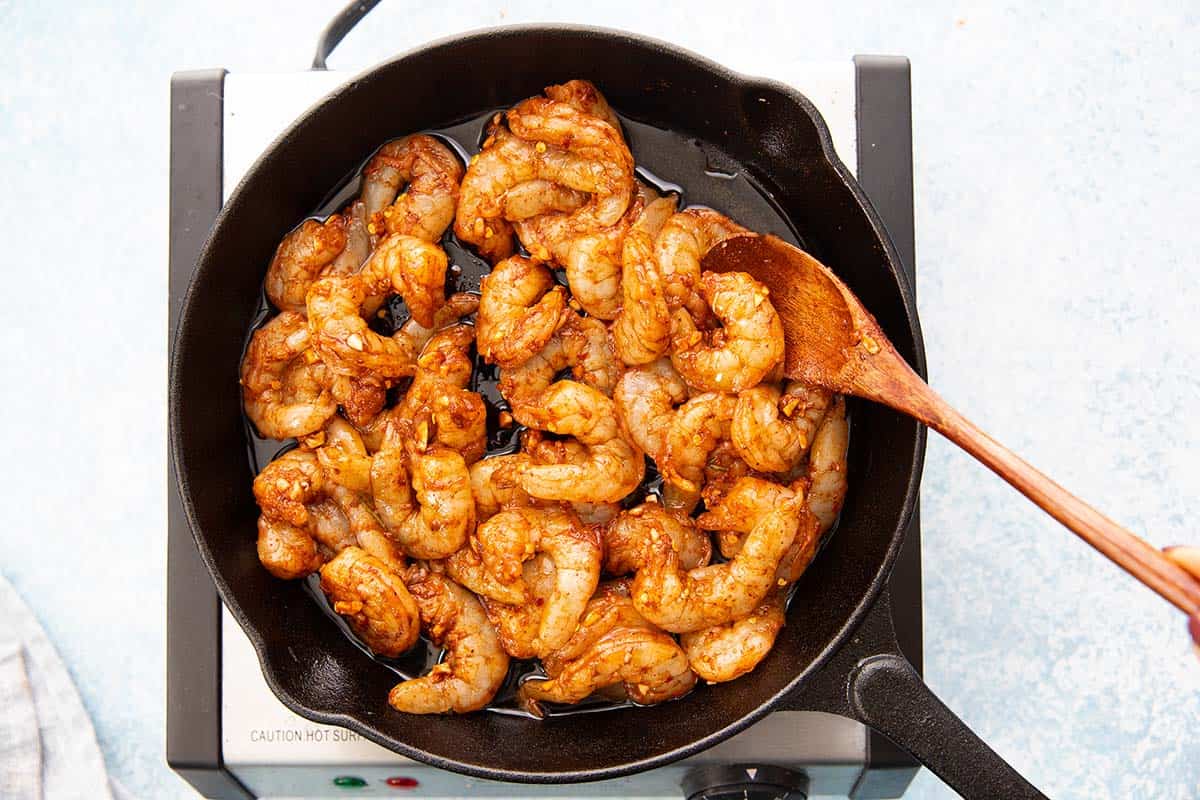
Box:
(0, 574, 114, 800)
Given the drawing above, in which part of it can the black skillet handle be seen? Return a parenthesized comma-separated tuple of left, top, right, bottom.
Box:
(846, 653, 1046, 799)
(799, 592, 1046, 799)
(312, 0, 384, 70)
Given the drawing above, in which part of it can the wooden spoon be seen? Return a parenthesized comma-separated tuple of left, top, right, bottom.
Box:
(703, 233, 1200, 615)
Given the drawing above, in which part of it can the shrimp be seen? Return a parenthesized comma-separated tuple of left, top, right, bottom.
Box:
(370, 415, 474, 560)
(506, 96, 634, 232)
(455, 87, 634, 261)
(474, 507, 601, 653)
(631, 492, 806, 633)
(545, 79, 622, 130)
(660, 392, 737, 514)
(502, 180, 587, 221)
(680, 590, 786, 683)
(655, 208, 750, 320)
(603, 503, 711, 576)
(466, 454, 531, 522)
(241, 311, 337, 440)
(264, 216, 348, 313)
(731, 382, 833, 473)
(613, 196, 678, 365)
(806, 396, 849, 533)
(256, 517, 324, 580)
(520, 582, 696, 712)
(315, 417, 373, 494)
(388, 565, 509, 714)
(612, 359, 688, 463)
(516, 381, 644, 504)
(306, 234, 448, 380)
(394, 323, 487, 464)
(362, 134, 464, 243)
(476, 256, 567, 367)
(319, 546, 421, 658)
(500, 313, 619, 424)
(252, 448, 326, 528)
(670, 271, 784, 394)
(479, 554, 556, 659)
(698, 477, 822, 586)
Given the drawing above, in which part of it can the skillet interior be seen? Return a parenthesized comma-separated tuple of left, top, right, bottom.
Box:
(169, 25, 925, 781)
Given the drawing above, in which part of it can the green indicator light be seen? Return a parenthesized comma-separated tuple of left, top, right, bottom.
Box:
(333, 775, 368, 788)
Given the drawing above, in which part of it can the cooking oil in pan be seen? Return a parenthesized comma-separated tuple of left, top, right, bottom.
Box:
(242, 106, 839, 718)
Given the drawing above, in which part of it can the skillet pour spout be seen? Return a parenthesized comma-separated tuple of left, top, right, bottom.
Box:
(169, 18, 1045, 799)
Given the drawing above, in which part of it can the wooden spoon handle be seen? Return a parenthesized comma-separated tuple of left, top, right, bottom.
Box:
(895, 371, 1200, 615)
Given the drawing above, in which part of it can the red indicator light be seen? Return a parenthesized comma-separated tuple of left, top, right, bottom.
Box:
(386, 776, 420, 789)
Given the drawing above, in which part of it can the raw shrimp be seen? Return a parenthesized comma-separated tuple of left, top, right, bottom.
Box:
(612, 358, 688, 463)
(328, 201, 371, 276)
(661, 392, 737, 513)
(731, 382, 833, 473)
(670, 271, 784, 394)
(395, 323, 487, 464)
(319, 546, 421, 658)
(612, 196, 678, 365)
(516, 381, 644, 504)
(388, 565, 509, 714)
(654, 208, 750, 320)
(506, 95, 634, 232)
(806, 396, 849, 533)
(698, 477, 822, 586)
(499, 313, 619, 425)
(474, 507, 601, 653)
(476, 256, 567, 367)
(466, 455, 532, 522)
(544, 79, 622, 131)
(362, 134, 463, 243)
(370, 416, 474, 560)
(441, 543, 526, 606)
(242, 311, 337, 440)
(502, 179, 587, 221)
(603, 503, 711, 576)
(315, 417, 373, 495)
(520, 583, 696, 711)
(680, 590, 786, 683)
(264, 216, 348, 313)
(631, 493, 806, 633)
(306, 234, 448, 379)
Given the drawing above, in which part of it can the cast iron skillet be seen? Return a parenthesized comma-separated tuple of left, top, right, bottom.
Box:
(168, 18, 1046, 800)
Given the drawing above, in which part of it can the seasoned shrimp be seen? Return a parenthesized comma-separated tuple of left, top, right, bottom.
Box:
(307, 234, 448, 381)
(315, 417, 373, 494)
(370, 416, 475, 560)
(395, 323, 487, 464)
(520, 582, 696, 711)
(731, 382, 833, 473)
(319, 547, 421, 658)
(612, 358, 688, 462)
(388, 565, 509, 714)
(517, 381, 644, 504)
(479, 554, 556, 659)
(506, 96, 634, 232)
(680, 590, 786, 683)
(603, 503, 711, 576)
(466, 454, 531, 522)
(655, 208, 750, 320)
(256, 517, 324, 580)
(670, 271, 785, 394)
(362, 134, 463, 243)
(474, 507, 601, 653)
(476, 256, 567, 367)
(500, 313, 619, 424)
(502, 179, 587, 221)
(328, 201, 371, 276)
(544, 79, 622, 130)
(253, 448, 326, 528)
(264, 216, 349, 313)
(806, 396, 849, 533)
(241, 311, 336, 440)
(613, 196, 678, 364)
(660, 392, 737, 513)
(631, 493, 805, 633)
(698, 477, 822, 586)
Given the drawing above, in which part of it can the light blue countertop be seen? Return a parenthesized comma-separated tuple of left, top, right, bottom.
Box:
(2, 2, 1199, 798)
